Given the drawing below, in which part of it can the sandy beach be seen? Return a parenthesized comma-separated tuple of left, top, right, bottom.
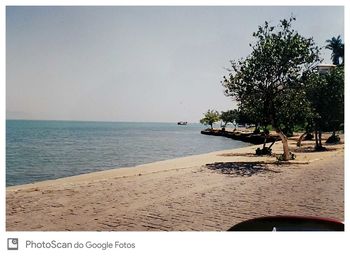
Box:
(6, 136, 344, 231)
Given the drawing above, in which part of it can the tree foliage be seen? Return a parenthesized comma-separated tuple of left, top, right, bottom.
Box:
(305, 66, 344, 149)
(200, 109, 220, 129)
(326, 35, 344, 65)
(222, 17, 320, 160)
(220, 110, 239, 127)
(235, 109, 253, 125)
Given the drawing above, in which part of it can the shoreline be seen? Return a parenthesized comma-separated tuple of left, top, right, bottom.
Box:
(7, 143, 259, 191)
(6, 136, 344, 231)
(6, 121, 247, 189)
(7, 133, 341, 191)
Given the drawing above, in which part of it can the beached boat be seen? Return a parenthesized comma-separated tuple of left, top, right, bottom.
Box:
(177, 121, 188, 125)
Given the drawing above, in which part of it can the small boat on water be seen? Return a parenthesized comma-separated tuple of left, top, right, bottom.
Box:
(177, 121, 188, 125)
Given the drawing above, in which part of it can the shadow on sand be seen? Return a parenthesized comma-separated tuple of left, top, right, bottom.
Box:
(205, 162, 272, 177)
(292, 146, 338, 153)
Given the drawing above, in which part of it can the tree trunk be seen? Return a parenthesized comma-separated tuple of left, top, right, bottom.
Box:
(332, 130, 336, 137)
(315, 130, 326, 151)
(268, 139, 276, 150)
(262, 133, 267, 149)
(297, 131, 308, 147)
(277, 129, 290, 161)
(318, 131, 323, 148)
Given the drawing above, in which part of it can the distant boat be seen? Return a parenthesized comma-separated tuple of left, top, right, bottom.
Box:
(177, 121, 188, 125)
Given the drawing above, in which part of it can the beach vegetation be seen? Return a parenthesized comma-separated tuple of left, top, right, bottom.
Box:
(235, 108, 257, 128)
(200, 109, 221, 130)
(222, 17, 320, 160)
(237, 108, 264, 133)
(326, 35, 344, 66)
(220, 110, 239, 129)
(305, 65, 344, 150)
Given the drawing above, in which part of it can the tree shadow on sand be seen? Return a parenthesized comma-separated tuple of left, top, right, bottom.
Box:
(205, 162, 273, 177)
(218, 153, 257, 157)
(292, 146, 338, 153)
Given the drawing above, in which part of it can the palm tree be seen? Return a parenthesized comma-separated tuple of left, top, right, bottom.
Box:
(326, 36, 344, 65)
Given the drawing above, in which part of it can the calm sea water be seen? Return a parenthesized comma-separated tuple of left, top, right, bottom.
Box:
(6, 120, 249, 186)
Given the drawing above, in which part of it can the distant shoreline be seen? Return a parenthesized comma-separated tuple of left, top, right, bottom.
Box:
(201, 128, 280, 144)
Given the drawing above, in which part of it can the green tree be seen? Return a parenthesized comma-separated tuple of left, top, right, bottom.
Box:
(200, 109, 220, 130)
(222, 17, 320, 160)
(306, 66, 344, 149)
(235, 108, 259, 127)
(220, 109, 239, 128)
(326, 35, 344, 65)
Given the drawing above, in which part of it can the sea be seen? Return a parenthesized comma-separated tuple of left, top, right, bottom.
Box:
(6, 120, 250, 186)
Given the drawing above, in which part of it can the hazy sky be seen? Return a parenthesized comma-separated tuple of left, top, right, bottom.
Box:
(6, 6, 344, 122)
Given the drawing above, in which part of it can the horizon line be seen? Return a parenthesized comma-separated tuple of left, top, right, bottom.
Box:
(5, 118, 201, 124)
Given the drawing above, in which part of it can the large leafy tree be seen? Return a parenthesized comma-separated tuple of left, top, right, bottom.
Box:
(220, 109, 239, 128)
(200, 109, 220, 130)
(326, 35, 344, 65)
(222, 17, 320, 160)
(306, 66, 344, 149)
(235, 108, 255, 125)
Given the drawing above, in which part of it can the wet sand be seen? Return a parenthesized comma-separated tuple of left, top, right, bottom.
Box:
(6, 137, 344, 231)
